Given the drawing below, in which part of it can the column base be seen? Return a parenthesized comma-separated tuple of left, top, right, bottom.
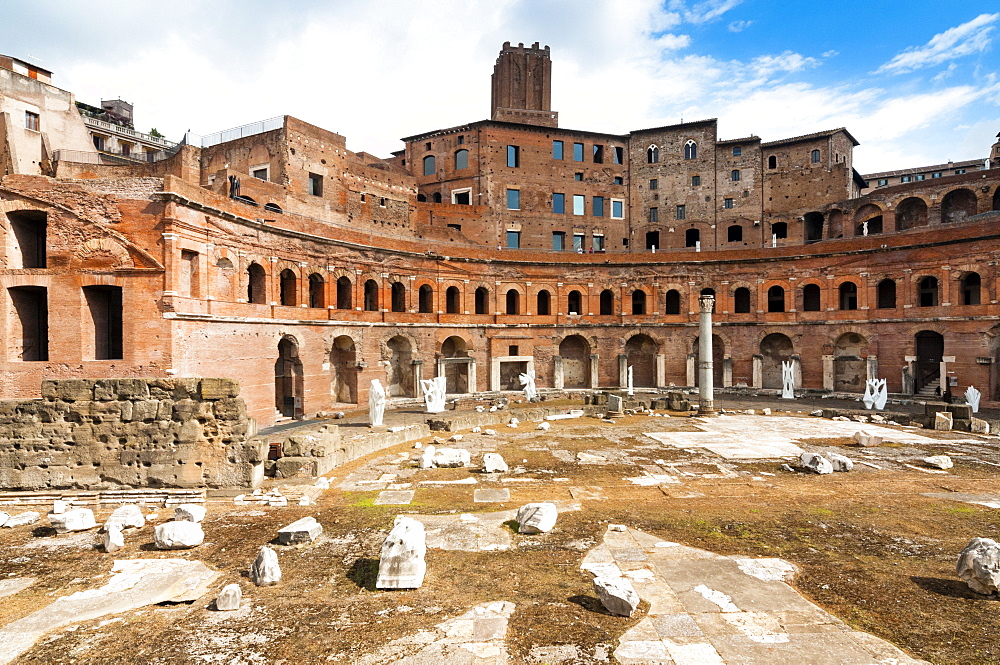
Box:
(697, 404, 718, 417)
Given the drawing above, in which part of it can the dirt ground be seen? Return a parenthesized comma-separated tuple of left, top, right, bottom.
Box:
(1, 402, 998, 664)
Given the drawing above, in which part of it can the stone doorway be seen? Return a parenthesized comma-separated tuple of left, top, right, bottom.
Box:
(275, 337, 303, 418)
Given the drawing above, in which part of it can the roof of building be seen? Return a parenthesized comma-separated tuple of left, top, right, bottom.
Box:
(401, 119, 628, 143)
(629, 118, 718, 134)
(0, 54, 52, 75)
(717, 136, 761, 145)
(861, 158, 984, 179)
(761, 127, 859, 148)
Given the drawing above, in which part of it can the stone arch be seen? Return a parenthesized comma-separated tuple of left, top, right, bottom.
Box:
(505, 287, 522, 315)
(383, 334, 415, 397)
(625, 334, 658, 387)
(833, 332, 868, 392)
(941, 188, 977, 223)
(559, 335, 591, 388)
(894, 196, 928, 230)
(535, 288, 551, 315)
(417, 283, 433, 313)
(801, 282, 822, 312)
(474, 285, 490, 314)
(330, 334, 358, 403)
(959, 271, 982, 305)
(567, 289, 583, 315)
(631, 289, 647, 315)
(441, 335, 470, 393)
(275, 335, 304, 418)
(72, 237, 134, 270)
(759, 333, 793, 389)
(247, 261, 267, 304)
(854, 203, 882, 235)
(599, 289, 615, 315)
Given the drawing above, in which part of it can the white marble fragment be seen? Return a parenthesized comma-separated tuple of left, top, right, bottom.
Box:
(516, 502, 558, 534)
(278, 516, 323, 545)
(957, 537, 1000, 595)
(419, 444, 436, 469)
(798, 452, 833, 475)
(154, 521, 205, 549)
(369, 379, 386, 427)
(923, 455, 953, 470)
(825, 452, 854, 472)
(51, 500, 68, 515)
(761, 408, 771, 416)
(103, 525, 125, 553)
(0, 512, 7, 528)
(483, 429, 497, 436)
(216, 583, 242, 611)
(934, 412, 953, 431)
(105, 505, 146, 531)
(965, 385, 981, 414)
(377, 517, 426, 589)
(174, 504, 207, 523)
(48, 508, 97, 534)
(853, 430, 883, 447)
(314, 477, 330, 489)
(483, 453, 508, 473)
(781, 361, 795, 399)
(537, 422, 551, 431)
(251, 546, 282, 586)
(433, 448, 471, 468)
(449, 434, 464, 442)
(593, 576, 640, 616)
(472, 426, 482, 433)
(972, 417, 991, 435)
(507, 417, 519, 428)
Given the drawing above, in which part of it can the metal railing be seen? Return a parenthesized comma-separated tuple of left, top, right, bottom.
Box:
(198, 116, 284, 148)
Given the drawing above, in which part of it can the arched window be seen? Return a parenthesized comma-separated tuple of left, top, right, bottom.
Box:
(684, 140, 697, 160)
(646, 145, 659, 163)
(279, 269, 297, 306)
(432, 192, 442, 203)
(768, 155, 776, 169)
(631, 290, 646, 315)
(475, 287, 489, 314)
(961, 272, 981, 305)
(264, 202, 282, 213)
(600, 289, 614, 315)
(727, 225, 743, 242)
(876, 279, 896, 309)
(446, 286, 461, 313)
(664, 289, 681, 315)
(308, 273, 325, 308)
(336, 276, 353, 309)
(247, 262, 266, 304)
(505, 289, 520, 315)
(536, 289, 551, 315)
(364, 280, 379, 311)
(731, 169, 740, 182)
(422, 155, 436, 176)
(811, 149, 820, 164)
(454, 149, 469, 170)
(391, 282, 407, 312)
(918, 276, 938, 307)
(418, 284, 433, 313)
(685, 228, 700, 247)
(734, 287, 751, 313)
(802, 284, 821, 311)
(567, 290, 582, 315)
(767, 285, 785, 312)
(417, 193, 426, 202)
(839, 282, 858, 310)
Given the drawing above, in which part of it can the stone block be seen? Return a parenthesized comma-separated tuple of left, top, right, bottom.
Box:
(172, 378, 202, 400)
(971, 417, 991, 434)
(54, 380, 95, 402)
(156, 400, 175, 420)
(826, 452, 854, 472)
(215, 583, 242, 610)
(174, 504, 207, 523)
(278, 516, 323, 545)
(947, 404, 973, 420)
(934, 412, 953, 431)
(214, 398, 247, 421)
(131, 400, 159, 422)
(799, 452, 833, 474)
(251, 546, 282, 586)
(49, 508, 97, 533)
(275, 456, 317, 478)
(923, 455, 953, 470)
(593, 576, 640, 617)
(172, 399, 199, 422)
(957, 537, 1000, 595)
(154, 521, 205, 549)
(516, 502, 558, 533)
(103, 525, 125, 553)
(105, 505, 146, 530)
(483, 453, 509, 473)
(377, 517, 426, 589)
(200, 378, 240, 400)
(432, 448, 471, 468)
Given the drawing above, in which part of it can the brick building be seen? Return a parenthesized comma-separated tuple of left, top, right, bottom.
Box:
(1, 45, 1000, 431)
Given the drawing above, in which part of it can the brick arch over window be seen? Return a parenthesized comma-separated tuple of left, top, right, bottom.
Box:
(941, 188, 978, 224)
(894, 197, 928, 230)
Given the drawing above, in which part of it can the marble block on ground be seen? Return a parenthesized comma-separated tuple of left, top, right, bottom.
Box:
(49, 508, 97, 534)
(174, 504, 207, 523)
(375, 490, 415, 505)
(593, 575, 640, 617)
(377, 516, 426, 589)
(474, 488, 511, 503)
(516, 502, 558, 534)
(105, 505, 145, 530)
(154, 521, 205, 549)
(277, 516, 322, 545)
(251, 546, 282, 586)
(216, 583, 242, 611)
(957, 537, 1000, 595)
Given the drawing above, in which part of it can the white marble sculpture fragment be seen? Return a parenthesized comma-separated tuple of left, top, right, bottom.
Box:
(966, 385, 981, 414)
(626, 366, 634, 396)
(853, 430, 883, 447)
(781, 360, 795, 399)
(174, 504, 207, 523)
(799, 452, 833, 475)
(377, 516, 426, 589)
(278, 516, 323, 545)
(420, 376, 447, 414)
(593, 576, 640, 617)
(103, 525, 125, 553)
(519, 370, 538, 402)
(516, 502, 558, 534)
(874, 379, 888, 410)
(49, 508, 97, 534)
(216, 583, 242, 610)
(923, 455, 953, 470)
(105, 504, 145, 530)
(154, 521, 205, 549)
(251, 545, 282, 586)
(825, 452, 854, 472)
(432, 448, 471, 468)
(483, 453, 509, 473)
(369, 379, 386, 427)
(957, 537, 1000, 595)
(2, 511, 40, 528)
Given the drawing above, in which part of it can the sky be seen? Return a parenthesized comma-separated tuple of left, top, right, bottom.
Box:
(2, 0, 998, 172)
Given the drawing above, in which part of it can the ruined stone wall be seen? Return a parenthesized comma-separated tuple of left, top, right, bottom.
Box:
(0, 378, 264, 491)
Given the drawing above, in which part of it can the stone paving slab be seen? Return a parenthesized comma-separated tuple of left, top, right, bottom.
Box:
(473, 489, 511, 503)
(582, 526, 928, 665)
(374, 490, 416, 505)
(0, 578, 34, 600)
(921, 491, 1000, 509)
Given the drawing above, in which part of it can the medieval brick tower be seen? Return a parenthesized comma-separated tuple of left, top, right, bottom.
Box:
(490, 41, 558, 127)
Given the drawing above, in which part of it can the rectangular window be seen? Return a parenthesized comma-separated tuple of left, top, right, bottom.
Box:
(649, 207, 658, 223)
(573, 194, 584, 216)
(877, 179, 888, 186)
(252, 166, 269, 181)
(180, 250, 199, 298)
(574, 172, 583, 181)
(611, 199, 624, 219)
(457, 135, 465, 144)
(573, 233, 584, 251)
(24, 111, 39, 131)
(8, 286, 48, 361)
(552, 232, 565, 251)
(507, 145, 520, 168)
(732, 146, 742, 156)
(931, 172, 942, 178)
(451, 188, 471, 205)
(915, 174, 925, 181)
(505, 231, 520, 249)
(93, 135, 106, 151)
(955, 169, 966, 174)
(649, 178, 658, 190)
(552, 140, 563, 160)
(84, 285, 123, 360)
(506, 188, 520, 210)
(613, 147, 623, 164)
(724, 198, 734, 209)
(614, 176, 623, 185)
(573, 142, 584, 161)
(593, 145, 604, 163)
(691, 175, 700, 186)
(308, 173, 323, 196)
(592, 235, 604, 251)
(593, 196, 604, 217)
(553, 192, 565, 214)
(900, 175, 912, 183)
(676, 204, 686, 220)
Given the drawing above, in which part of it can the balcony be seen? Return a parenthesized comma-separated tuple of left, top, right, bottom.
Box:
(81, 115, 176, 149)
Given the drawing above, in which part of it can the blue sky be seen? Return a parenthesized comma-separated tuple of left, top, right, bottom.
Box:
(2, 1, 998, 171)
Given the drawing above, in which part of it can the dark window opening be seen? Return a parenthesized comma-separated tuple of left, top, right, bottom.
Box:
(631, 290, 646, 315)
(600, 289, 614, 315)
(308, 173, 323, 196)
(772, 222, 788, 239)
(475, 287, 489, 314)
(645, 230, 660, 249)
(734, 287, 751, 313)
(84, 285, 123, 360)
(433, 192, 442, 203)
(839, 282, 858, 310)
(664, 289, 681, 315)
(454, 149, 469, 170)
(336, 276, 352, 309)
(8, 210, 47, 268)
(767, 285, 785, 312)
(422, 155, 436, 176)
(364, 280, 379, 311)
(961, 272, 981, 305)
(593, 145, 604, 163)
(418, 284, 433, 313)
(685, 228, 700, 247)
(811, 149, 820, 164)
(804, 212, 824, 243)
(647, 146, 659, 163)
(446, 286, 460, 313)
(308, 273, 325, 308)
(9, 286, 48, 361)
(392, 282, 407, 312)
(567, 290, 582, 314)
(505, 289, 520, 315)
(279, 269, 297, 306)
(684, 141, 697, 160)
(247, 263, 266, 304)
(876, 279, 896, 309)
(731, 169, 740, 182)
(768, 155, 777, 169)
(918, 276, 938, 307)
(536, 290, 551, 315)
(802, 284, 821, 311)
(692, 175, 700, 186)
(676, 205, 686, 220)
(453, 190, 471, 205)
(727, 225, 742, 242)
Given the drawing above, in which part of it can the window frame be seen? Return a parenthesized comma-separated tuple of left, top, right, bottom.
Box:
(610, 198, 624, 220)
(506, 188, 520, 210)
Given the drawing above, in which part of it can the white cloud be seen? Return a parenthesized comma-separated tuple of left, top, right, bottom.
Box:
(727, 19, 752, 33)
(668, 0, 743, 24)
(874, 13, 1000, 74)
